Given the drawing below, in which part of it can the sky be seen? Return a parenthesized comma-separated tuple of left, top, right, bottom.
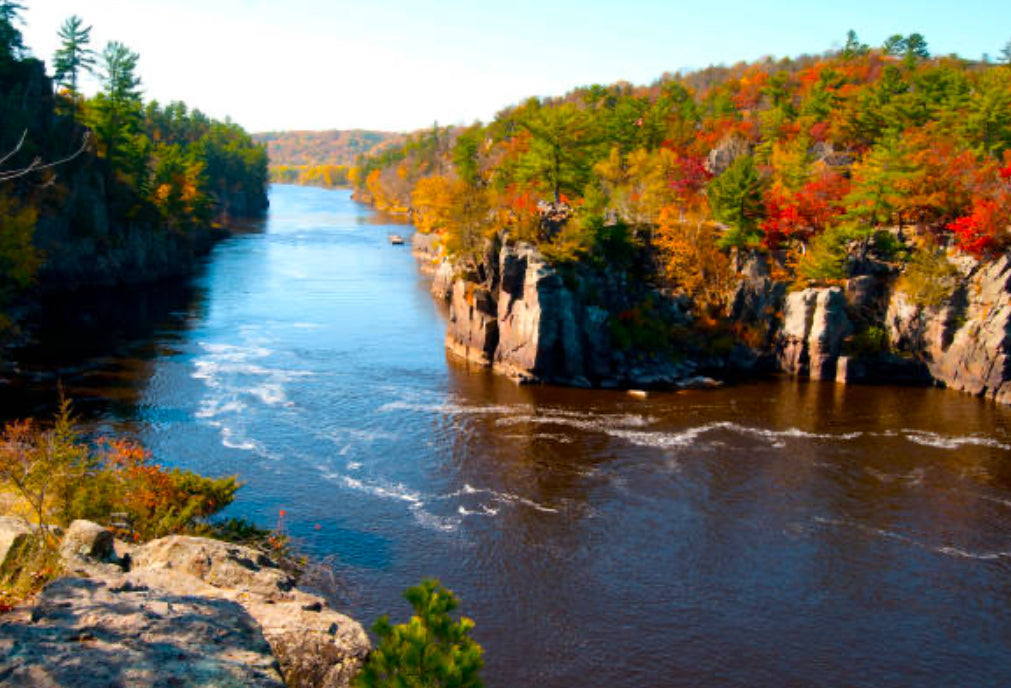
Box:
(19, 0, 1011, 134)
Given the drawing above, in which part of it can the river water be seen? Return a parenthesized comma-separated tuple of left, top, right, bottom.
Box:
(4, 185, 1011, 687)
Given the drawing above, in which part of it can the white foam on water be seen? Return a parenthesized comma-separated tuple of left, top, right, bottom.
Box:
(195, 398, 246, 419)
(409, 503, 461, 532)
(377, 400, 519, 415)
(442, 483, 559, 514)
(502, 433, 575, 443)
(814, 517, 1011, 562)
(901, 430, 1011, 451)
(339, 476, 423, 505)
(346, 461, 362, 470)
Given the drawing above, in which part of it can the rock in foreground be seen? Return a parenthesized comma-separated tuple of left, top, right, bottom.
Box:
(0, 521, 370, 688)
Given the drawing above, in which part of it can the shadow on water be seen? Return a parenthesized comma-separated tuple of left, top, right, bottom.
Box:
(0, 275, 209, 421)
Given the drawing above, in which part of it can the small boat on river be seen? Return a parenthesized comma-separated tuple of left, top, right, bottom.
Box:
(388, 234, 405, 245)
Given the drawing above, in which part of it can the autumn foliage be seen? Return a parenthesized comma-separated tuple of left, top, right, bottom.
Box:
(349, 31, 1010, 295)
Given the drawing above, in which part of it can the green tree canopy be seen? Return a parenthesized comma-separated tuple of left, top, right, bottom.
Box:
(89, 41, 143, 177)
(53, 15, 95, 97)
(517, 102, 593, 202)
(708, 154, 766, 248)
(0, 0, 25, 64)
(355, 579, 484, 688)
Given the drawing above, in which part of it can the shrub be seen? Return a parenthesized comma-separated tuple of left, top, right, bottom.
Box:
(897, 248, 961, 308)
(1, 398, 238, 542)
(355, 579, 484, 688)
(847, 326, 890, 358)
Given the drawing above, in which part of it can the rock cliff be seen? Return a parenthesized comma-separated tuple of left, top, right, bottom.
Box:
(0, 520, 369, 688)
(420, 227, 1011, 405)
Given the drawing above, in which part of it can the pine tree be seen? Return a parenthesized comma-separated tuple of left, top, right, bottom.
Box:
(517, 103, 592, 203)
(0, 0, 25, 64)
(89, 41, 143, 178)
(354, 579, 484, 688)
(708, 154, 766, 248)
(53, 15, 96, 98)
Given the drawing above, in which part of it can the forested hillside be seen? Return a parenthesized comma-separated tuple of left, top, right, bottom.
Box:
(1, 4, 267, 328)
(354, 31, 1011, 297)
(253, 129, 403, 188)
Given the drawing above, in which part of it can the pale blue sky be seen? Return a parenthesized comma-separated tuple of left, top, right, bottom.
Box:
(19, 0, 1011, 133)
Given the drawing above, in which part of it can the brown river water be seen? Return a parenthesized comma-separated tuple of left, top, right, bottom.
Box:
(3, 185, 1011, 687)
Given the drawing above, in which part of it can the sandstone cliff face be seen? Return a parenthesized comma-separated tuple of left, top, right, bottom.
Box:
(0, 520, 369, 688)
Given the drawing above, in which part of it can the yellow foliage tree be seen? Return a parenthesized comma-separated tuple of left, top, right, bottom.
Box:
(653, 205, 733, 312)
(411, 175, 455, 234)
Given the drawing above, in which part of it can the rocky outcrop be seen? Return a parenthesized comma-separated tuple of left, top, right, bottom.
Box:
(0, 520, 369, 688)
(888, 255, 1011, 404)
(444, 239, 695, 388)
(0, 576, 286, 688)
(776, 287, 853, 380)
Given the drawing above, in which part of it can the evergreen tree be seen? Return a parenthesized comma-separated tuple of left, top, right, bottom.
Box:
(842, 30, 868, 60)
(517, 103, 592, 203)
(90, 41, 143, 179)
(708, 154, 766, 249)
(882, 34, 906, 56)
(354, 579, 484, 688)
(53, 15, 96, 98)
(0, 0, 25, 64)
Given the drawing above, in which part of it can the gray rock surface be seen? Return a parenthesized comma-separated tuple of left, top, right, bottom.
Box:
(0, 517, 33, 569)
(777, 287, 853, 380)
(0, 524, 370, 688)
(0, 576, 286, 688)
(888, 255, 1011, 403)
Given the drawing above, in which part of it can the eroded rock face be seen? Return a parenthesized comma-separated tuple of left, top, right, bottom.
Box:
(777, 287, 853, 380)
(0, 523, 370, 688)
(888, 255, 1011, 404)
(447, 279, 499, 366)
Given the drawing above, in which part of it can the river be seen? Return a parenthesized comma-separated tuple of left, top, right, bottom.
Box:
(4, 184, 1011, 687)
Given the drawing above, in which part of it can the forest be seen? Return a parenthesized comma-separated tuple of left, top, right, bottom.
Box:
(0, 3, 268, 326)
(254, 129, 403, 189)
(352, 31, 1011, 312)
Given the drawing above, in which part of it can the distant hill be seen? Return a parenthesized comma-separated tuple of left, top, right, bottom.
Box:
(252, 130, 405, 167)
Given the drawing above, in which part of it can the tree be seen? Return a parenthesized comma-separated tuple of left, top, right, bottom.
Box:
(0, 0, 25, 64)
(354, 579, 484, 688)
(1001, 38, 1011, 65)
(905, 33, 930, 60)
(842, 30, 868, 60)
(53, 15, 96, 98)
(0, 192, 40, 306)
(883, 34, 907, 56)
(707, 154, 766, 248)
(517, 103, 592, 203)
(89, 41, 143, 180)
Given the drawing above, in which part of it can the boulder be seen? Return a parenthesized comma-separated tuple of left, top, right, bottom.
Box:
(129, 534, 370, 688)
(0, 517, 33, 569)
(58, 519, 115, 562)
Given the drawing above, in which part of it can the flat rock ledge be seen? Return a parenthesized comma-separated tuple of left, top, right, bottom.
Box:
(0, 520, 370, 688)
